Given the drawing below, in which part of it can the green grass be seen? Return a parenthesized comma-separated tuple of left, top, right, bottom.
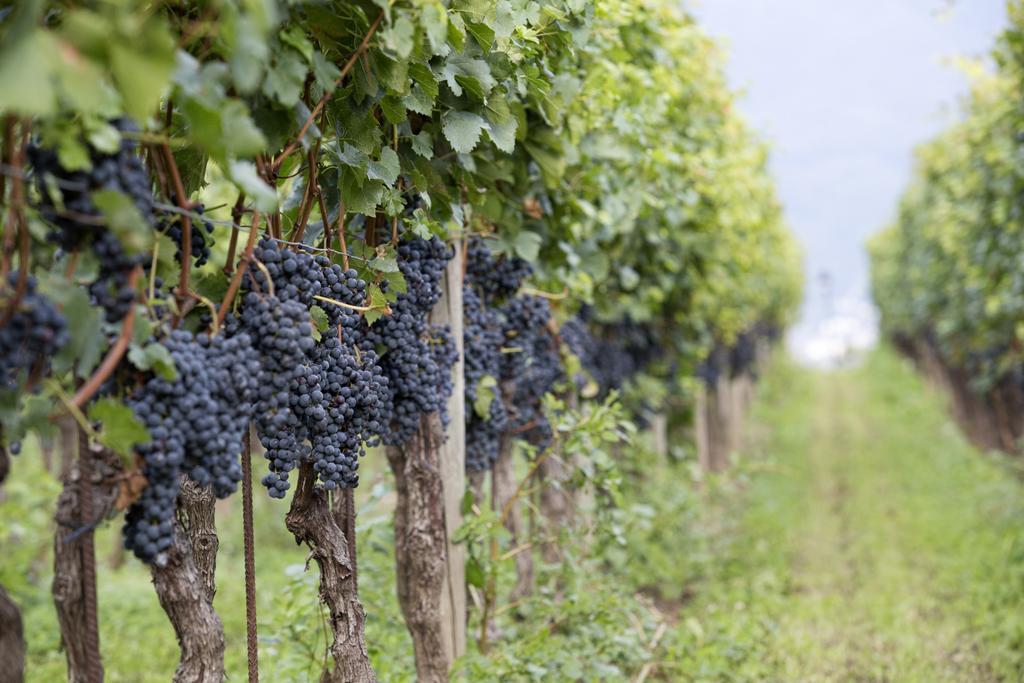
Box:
(654, 349, 1024, 681)
(6, 348, 1024, 681)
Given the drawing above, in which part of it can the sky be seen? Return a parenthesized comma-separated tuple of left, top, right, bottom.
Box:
(692, 0, 1008, 364)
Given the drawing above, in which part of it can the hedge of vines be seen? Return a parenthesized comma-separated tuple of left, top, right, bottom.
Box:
(870, 2, 1024, 394)
(0, 0, 800, 678)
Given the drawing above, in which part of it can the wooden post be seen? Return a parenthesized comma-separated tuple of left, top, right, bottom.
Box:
(695, 385, 712, 472)
(431, 240, 467, 665)
(650, 411, 669, 458)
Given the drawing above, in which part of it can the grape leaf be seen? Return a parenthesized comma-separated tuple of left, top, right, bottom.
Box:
(128, 343, 179, 381)
(442, 111, 487, 154)
(88, 398, 151, 458)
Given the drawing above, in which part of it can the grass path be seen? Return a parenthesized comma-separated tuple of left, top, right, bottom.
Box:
(688, 351, 1024, 681)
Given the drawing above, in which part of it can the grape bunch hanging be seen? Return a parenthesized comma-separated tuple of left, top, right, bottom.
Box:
(462, 238, 563, 472)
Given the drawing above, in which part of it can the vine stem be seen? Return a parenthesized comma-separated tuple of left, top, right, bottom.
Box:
(270, 10, 385, 173)
(334, 201, 349, 271)
(312, 294, 378, 312)
(241, 428, 259, 683)
(71, 265, 143, 409)
(519, 286, 569, 301)
(215, 211, 263, 330)
(0, 123, 30, 329)
(0, 115, 15, 281)
(290, 142, 322, 244)
(160, 141, 194, 308)
(224, 193, 246, 276)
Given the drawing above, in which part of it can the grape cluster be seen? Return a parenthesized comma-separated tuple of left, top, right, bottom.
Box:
(158, 204, 215, 267)
(466, 237, 532, 302)
(462, 239, 563, 468)
(363, 237, 456, 446)
(28, 119, 153, 322)
(123, 330, 258, 563)
(728, 331, 759, 380)
(463, 288, 508, 471)
(562, 314, 660, 396)
(499, 294, 561, 448)
(236, 239, 388, 496)
(696, 346, 729, 388)
(0, 273, 69, 390)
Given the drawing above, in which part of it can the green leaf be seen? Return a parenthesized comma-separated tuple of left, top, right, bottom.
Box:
(228, 161, 278, 212)
(220, 100, 268, 157)
(381, 16, 416, 59)
(379, 95, 407, 125)
(473, 375, 499, 418)
(441, 55, 495, 99)
(366, 148, 401, 185)
(381, 270, 408, 299)
(421, 4, 449, 56)
(310, 306, 329, 337)
(339, 167, 384, 216)
(465, 555, 486, 589)
(228, 14, 269, 94)
(486, 117, 518, 154)
(0, 31, 57, 115)
(263, 49, 307, 107)
(408, 62, 439, 100)
(403, 86, 434, 116)
(109, 22, 176, 121)
(88, 398, 151, 458)
(328, 141, 370, 171)
(364, 284, 391, 326)
(128, 343, 179, 381)
(442, 111, 487, 154)
(368, 252, 400, 273)
(311, 52, 341, 92)
(410, 131, 434, 158)
(92, 190, 153, 255)
(279, 26, 314, 63)
(465, 22, 495, 52)
(49, 287, 102, 379)
(513, 231, 543, 262)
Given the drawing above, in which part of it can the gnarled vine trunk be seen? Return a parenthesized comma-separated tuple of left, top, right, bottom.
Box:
(286, 462, 376, 683)
(52, 427, 118, 683)
(177, 477, 218, 601)
(150, 518, 226, 683)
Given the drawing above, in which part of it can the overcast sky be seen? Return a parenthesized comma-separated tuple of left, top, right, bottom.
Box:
(692, 0, 1008, 348)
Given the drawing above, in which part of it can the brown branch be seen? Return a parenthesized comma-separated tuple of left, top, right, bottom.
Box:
(335, 201, 349, 271)
(160, 143, 194, 305)
(223, 193, 246, 276)
(271, 11, 385, 173)
(0, 123, 30, 329)
(71, 265, 143, 409)
(290, 143, 322, 244)
(0, 115, 15, 281)
(215, 211, 262, 330)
